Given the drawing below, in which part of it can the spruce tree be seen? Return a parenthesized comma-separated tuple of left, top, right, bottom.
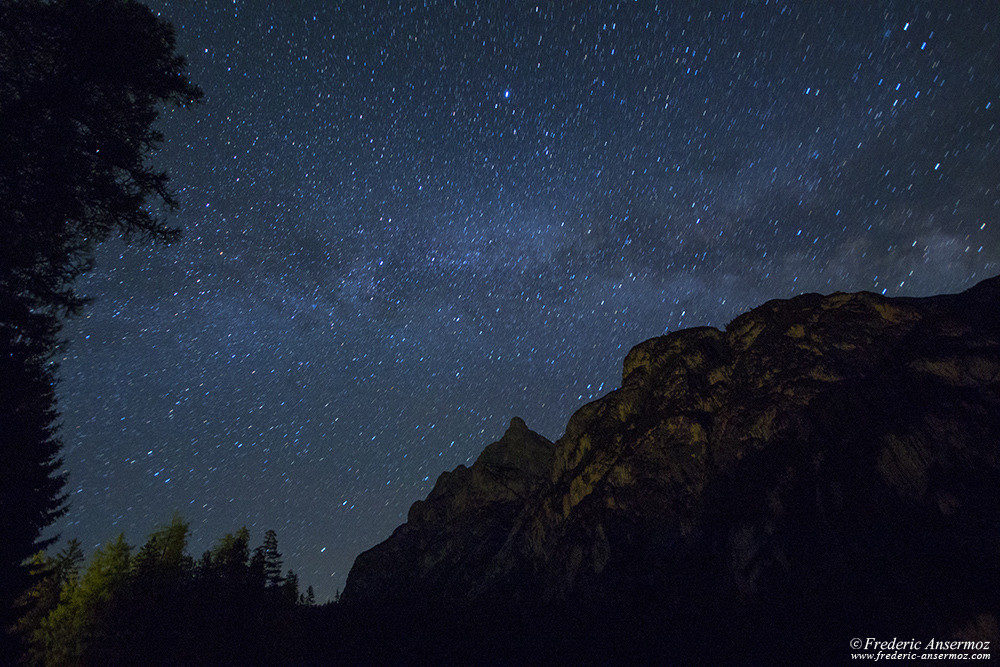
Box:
(261, 530, 283, 588)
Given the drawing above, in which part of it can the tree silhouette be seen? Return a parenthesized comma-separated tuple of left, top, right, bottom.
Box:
(282, 570, 300, 604)
(17, 521, 324, 664)
(261, 529, 284, 588)
(0, 334, 65, 646)
(0, 0, 201, 324)
(0, 0, 200, 650)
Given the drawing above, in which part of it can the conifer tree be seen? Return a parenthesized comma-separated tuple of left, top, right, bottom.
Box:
(34, 534, 132, 664)
(16, 521, 325, 664)
(283, 570, 300, 605)
(14, 539, 84, 662)
(249, 545, 268, 587)
(0, 1, 200, 651)
(133, 513, 192, 576)
(261, 529, 283, 588)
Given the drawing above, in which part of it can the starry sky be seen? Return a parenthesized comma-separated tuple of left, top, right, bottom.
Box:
(51, 1, 998, 600)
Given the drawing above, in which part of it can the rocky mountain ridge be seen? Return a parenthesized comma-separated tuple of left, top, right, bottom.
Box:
(340, 277, 1000, 662)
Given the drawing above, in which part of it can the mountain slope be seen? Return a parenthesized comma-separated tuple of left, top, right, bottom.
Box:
(340, 277, 1000, 662)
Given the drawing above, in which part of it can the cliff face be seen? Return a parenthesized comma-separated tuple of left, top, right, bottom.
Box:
(341, 277, 1000, 661)
(345, 416, 555, 603)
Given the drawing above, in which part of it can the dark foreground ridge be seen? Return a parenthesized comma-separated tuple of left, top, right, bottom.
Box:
(335, 277, 1000, 663)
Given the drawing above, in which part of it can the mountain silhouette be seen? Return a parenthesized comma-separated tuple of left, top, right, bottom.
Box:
(337, 277, 1000, 663)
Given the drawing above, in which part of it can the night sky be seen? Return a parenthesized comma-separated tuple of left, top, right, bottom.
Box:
(51, 1, 998, 600)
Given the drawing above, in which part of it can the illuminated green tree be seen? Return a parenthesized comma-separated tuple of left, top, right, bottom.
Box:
(34, 534, 132, 664)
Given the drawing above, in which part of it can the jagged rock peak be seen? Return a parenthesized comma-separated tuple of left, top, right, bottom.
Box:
(340, 276, 1000, 661)
(473, 416, 552, 474)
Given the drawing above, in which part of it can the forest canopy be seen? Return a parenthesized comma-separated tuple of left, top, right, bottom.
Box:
(17, 517, 319, 665)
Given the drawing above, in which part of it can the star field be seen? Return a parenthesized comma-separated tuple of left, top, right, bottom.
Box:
(52, 1, 999, 600)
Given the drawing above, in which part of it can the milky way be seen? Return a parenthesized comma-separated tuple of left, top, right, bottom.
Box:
(52, 2, 999, 598)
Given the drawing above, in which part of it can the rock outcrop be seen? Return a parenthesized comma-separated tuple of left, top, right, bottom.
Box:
(340, 277, 1000, 662)
(345, 416, 555, 603)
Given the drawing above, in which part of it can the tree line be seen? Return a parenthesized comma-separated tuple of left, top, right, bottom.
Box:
(16, 517, 322, 665)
